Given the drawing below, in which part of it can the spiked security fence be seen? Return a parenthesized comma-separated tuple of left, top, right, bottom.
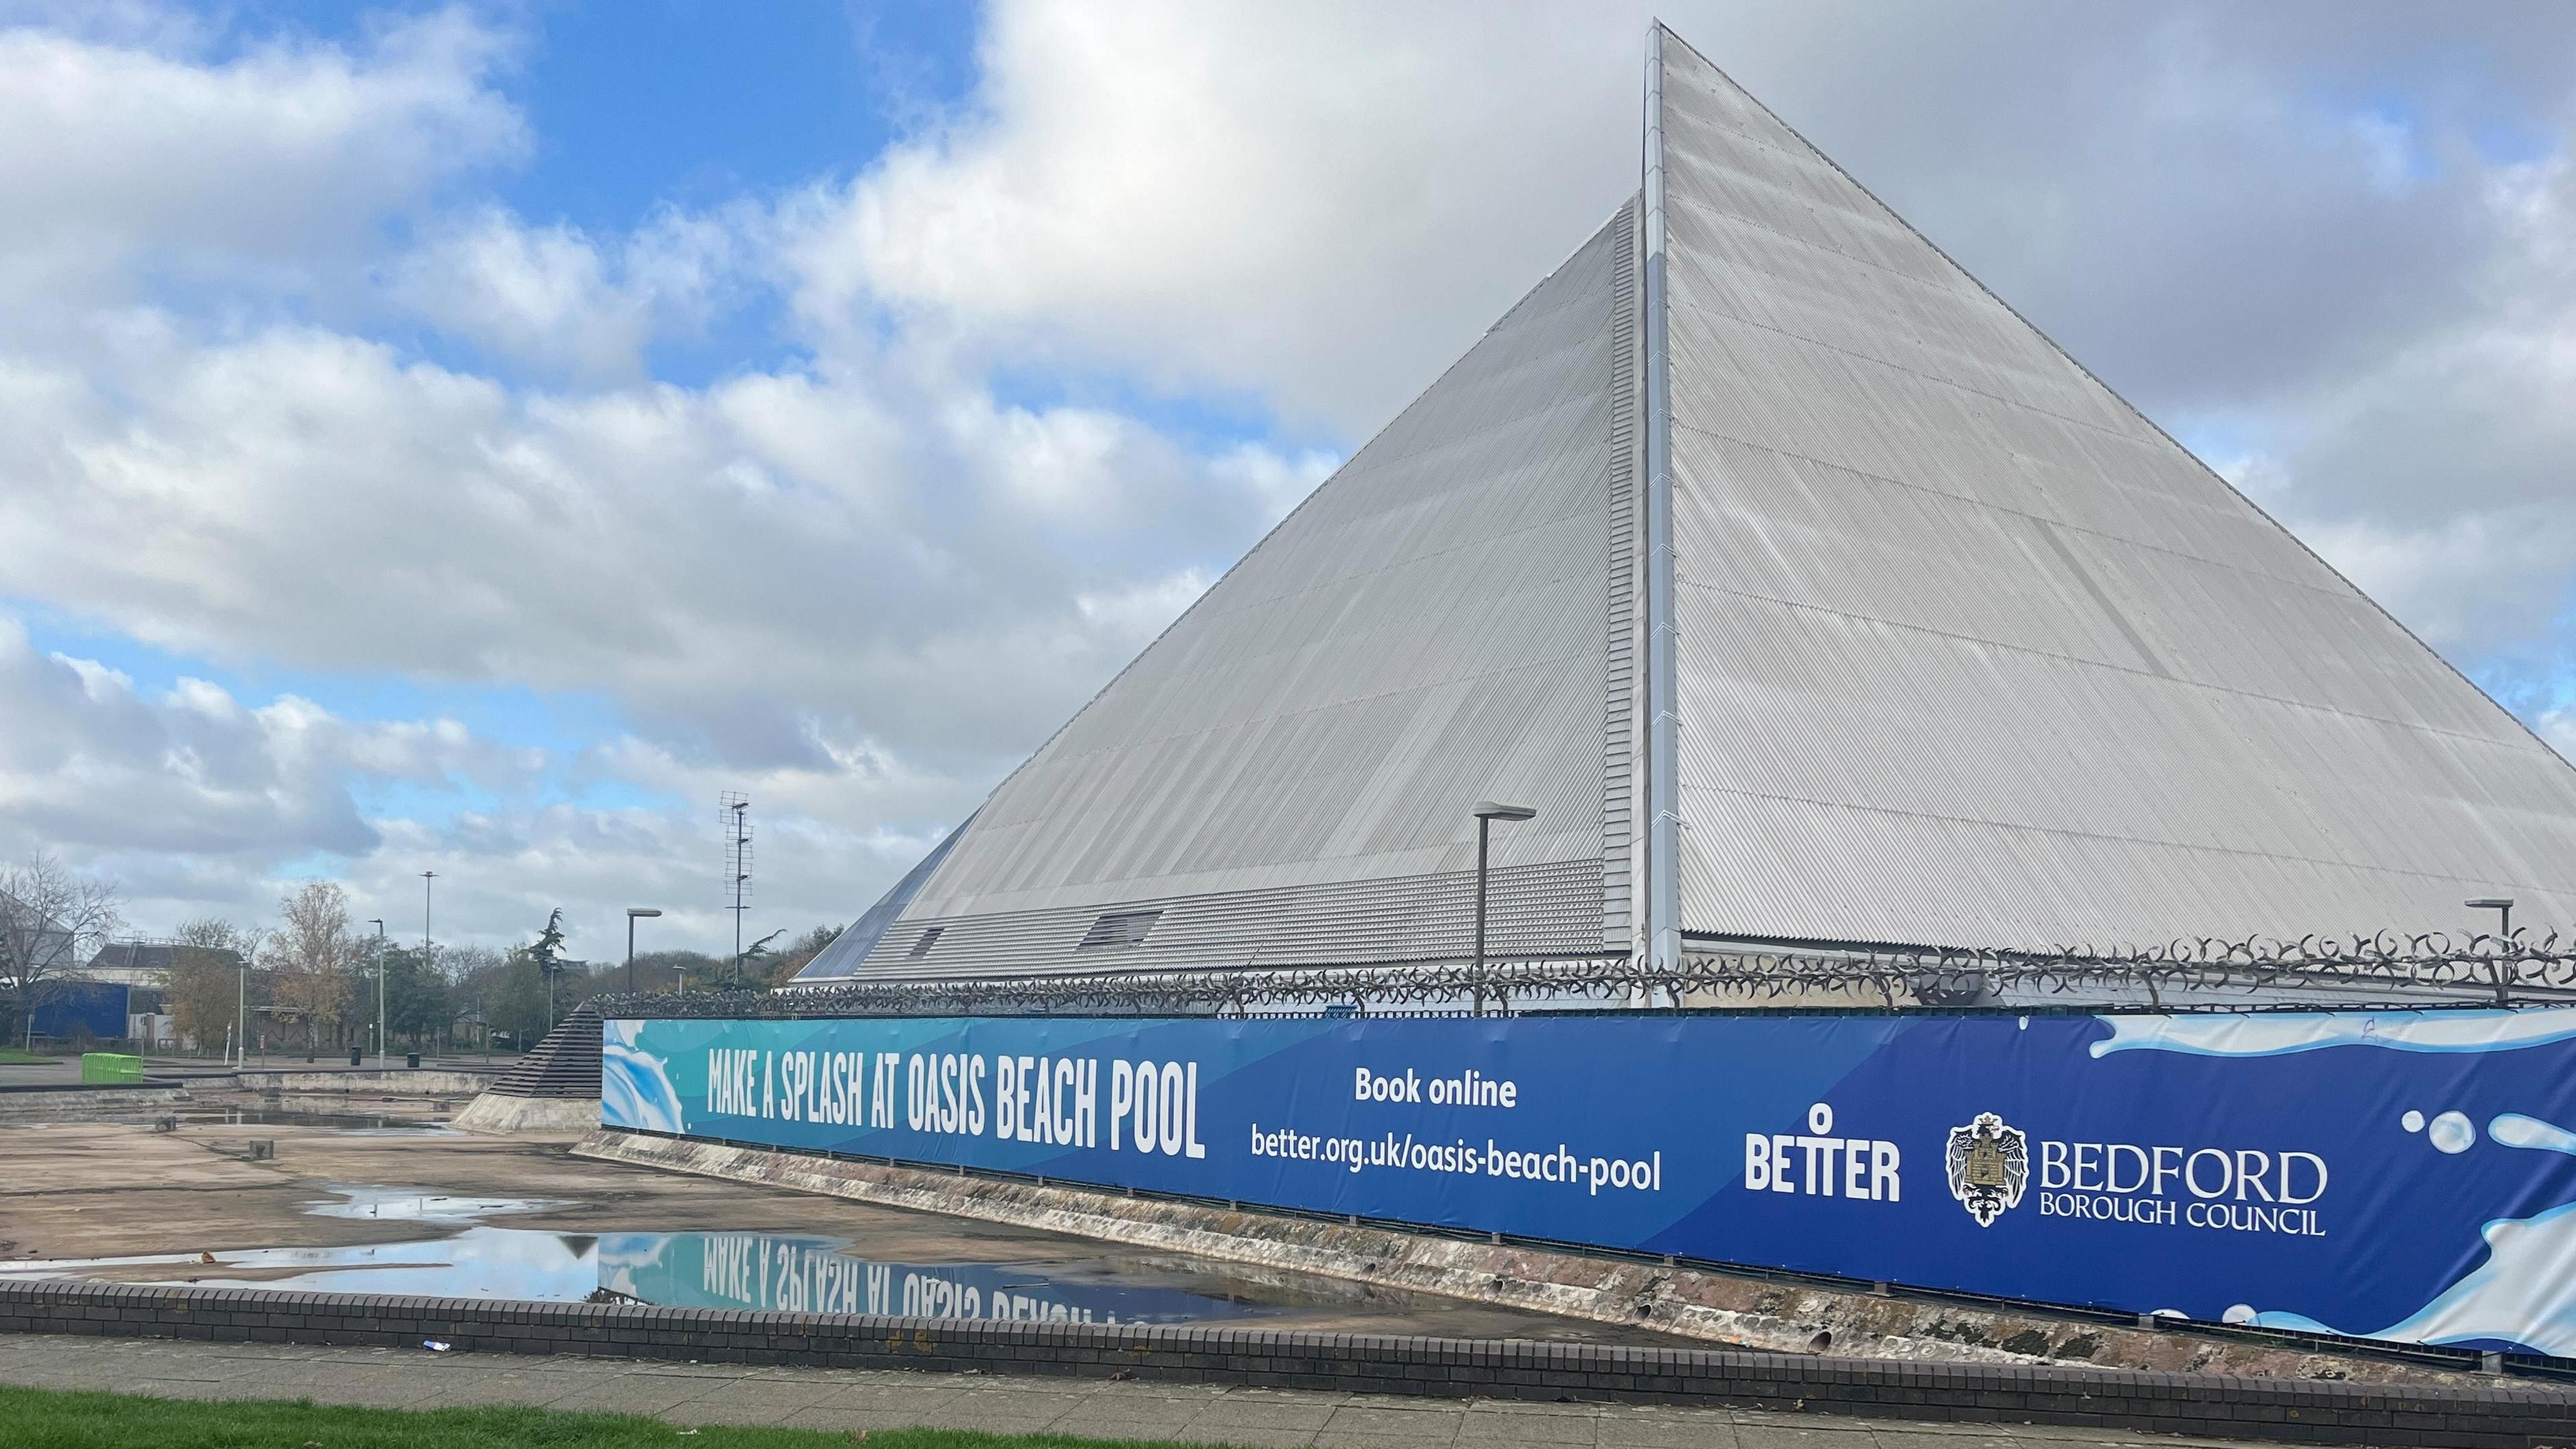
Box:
(594, 931, 2576, 1020)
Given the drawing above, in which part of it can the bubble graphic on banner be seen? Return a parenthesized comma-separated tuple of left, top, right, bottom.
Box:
(2255, 1111, 2576, 1355)
(2427, 1111, 2477, 1155)
(2402, 1110, 2425, 1133)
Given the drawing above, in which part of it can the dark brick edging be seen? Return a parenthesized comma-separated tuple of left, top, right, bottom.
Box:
(5, 1280, 2572, 1447)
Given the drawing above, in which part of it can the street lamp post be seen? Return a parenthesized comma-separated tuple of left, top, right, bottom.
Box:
(1470, 802, 1537, 1016)
(2469, 897, 2518, 1007)
(2469, 897, 2516, 939)
(627, 908, 662, 995)
(419, 870, 439, 1051)
(368, 919, 386, 1066)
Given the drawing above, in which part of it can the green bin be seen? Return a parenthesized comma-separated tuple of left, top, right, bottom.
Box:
(80, 1053, 143, 1085)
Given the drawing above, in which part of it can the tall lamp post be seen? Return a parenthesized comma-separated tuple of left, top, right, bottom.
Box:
(419, 870, 439, 1050)
(728, 797, 751, 984)
(1470, 802, 1536, 1016)
(368, 918, 386, 1066)
(2469, 897, 2516, 939)
(626, 908, 661, 995)
(2470, 897, 2518, 1007)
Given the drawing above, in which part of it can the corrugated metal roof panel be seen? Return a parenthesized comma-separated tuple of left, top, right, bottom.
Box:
(1656, 26, 2576, 945)
(861, 205, 1640, 970)
(823, 23, 2576, 981)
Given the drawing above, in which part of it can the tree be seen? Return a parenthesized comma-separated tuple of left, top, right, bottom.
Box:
(0, 855, 121, 1052)
(765, 924, 843, 986)
(527, 908, 567, 1030)
(730, 928, 785, 991)
(439, 944, 506, 1050)
(378, 945, 451, 1050)
(489, 948, 547, 1050)
(265, 881, 355, 1053)
(166, 917, 258, 1057)
(626, 948, 719, 995)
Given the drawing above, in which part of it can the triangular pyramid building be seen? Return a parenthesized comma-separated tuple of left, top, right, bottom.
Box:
(800, 22, 2576, 983)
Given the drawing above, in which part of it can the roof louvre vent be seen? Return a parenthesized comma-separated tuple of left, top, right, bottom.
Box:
(1077, 909, 1163, 951)
(905, 926, 944, 959)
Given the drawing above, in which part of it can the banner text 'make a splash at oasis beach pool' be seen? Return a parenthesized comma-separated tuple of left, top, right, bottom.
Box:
(602, 1009, 2576, 1357)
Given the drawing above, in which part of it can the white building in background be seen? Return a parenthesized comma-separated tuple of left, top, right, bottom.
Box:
(794, 21, 2576, 990)
(81, 941, 180, 989)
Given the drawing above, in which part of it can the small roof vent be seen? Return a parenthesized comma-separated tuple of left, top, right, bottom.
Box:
(905, 926, 945, 959)
(1077, 909, 1163, 951)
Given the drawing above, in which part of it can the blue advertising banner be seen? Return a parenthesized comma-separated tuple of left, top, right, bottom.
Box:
(603, 1010, 2576, 1356)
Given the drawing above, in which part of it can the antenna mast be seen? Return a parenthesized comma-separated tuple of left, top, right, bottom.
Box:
(720, 792, 752, 981)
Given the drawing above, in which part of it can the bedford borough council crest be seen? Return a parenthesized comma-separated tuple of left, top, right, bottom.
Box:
(1945, 1112, 2029, 1227)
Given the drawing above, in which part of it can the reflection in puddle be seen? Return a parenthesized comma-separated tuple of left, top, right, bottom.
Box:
(0, 1229, 1274, 1324)
(302, 1185, 559, 1222)
(602, 1232, 1271, 1324)
(187, 1108, 457, 1134)
(0, 1181, 1277, 1324)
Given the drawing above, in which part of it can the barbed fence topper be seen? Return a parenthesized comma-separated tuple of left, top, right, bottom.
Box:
(584, 930, 2576, 1019)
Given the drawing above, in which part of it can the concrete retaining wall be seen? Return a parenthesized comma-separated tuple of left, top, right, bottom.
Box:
(452, 1093, 598, 1134)
(574, 1128, 2454, 1385)
(0, 1085, 189, 1116)
(2, 1277, 2569, 1446)
(236, 1069, 494, 1095)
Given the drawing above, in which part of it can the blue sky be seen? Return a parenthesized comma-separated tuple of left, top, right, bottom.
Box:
(1, 1, 2573, 959)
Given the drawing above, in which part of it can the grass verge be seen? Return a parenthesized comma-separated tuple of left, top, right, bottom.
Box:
(0, 1387, 1228, 1449)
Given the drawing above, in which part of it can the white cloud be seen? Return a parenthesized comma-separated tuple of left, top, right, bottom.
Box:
(0, 7, 521, 326)
(2544, 707, 2576, 765)
(0, 613, 523, 906)
(387, 205, 741, 378)
(3, 0, 2576, 953)
(339, 800, 959, 965)
(0, 317, 1307, 779)
(770, 3, 2576, 437)
(779, 1, 1644, 432)
(0, 611, 981, 957)
(2186, 151, 2576, 669)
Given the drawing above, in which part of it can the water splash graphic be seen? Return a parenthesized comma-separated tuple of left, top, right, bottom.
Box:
(2090, 1010, 2576, 1060)
(2492, 1114, 2576, 1156)
(2249, 1110, 2576, 1354)
(602, 1028, 685, 1134)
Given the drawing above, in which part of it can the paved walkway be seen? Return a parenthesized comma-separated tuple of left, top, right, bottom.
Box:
(0, 1334, 2273, 1447)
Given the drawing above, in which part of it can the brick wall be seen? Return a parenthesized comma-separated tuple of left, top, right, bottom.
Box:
(5, 1279, 2573, 1446)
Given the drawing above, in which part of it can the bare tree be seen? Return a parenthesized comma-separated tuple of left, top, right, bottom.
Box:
(167, 917, 262, 1058)
(264, 881, 354, 1054)
(0, 854, 123, 1052)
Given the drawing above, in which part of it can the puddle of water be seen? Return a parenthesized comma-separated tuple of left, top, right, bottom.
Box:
(301, 1186, 557, 1222)
(188, 1108, 457, 1134)
(602, 1233, 1279, 1323)
(0, 1180, 1285, 1324)
(0, 1229, 1279, 1325)
(0, 1107, 453, 1133)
